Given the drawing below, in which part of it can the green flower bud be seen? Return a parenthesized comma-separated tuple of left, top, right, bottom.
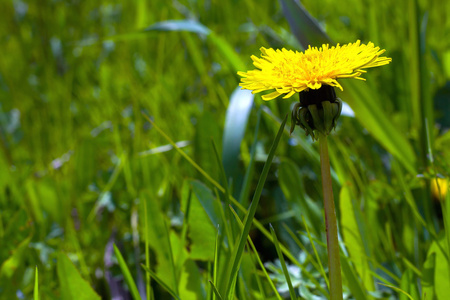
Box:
(290, 85, 342, 140)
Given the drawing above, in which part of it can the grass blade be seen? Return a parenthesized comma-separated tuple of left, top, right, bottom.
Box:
(269, 224, 296, 300)
(34, 266, 39, 300)
(143, 195, 152, 300)
(378, 283, 415, 300)
(301, 216, 329, 289)
(113, 244, 141, 300)
(209, 281, 224, 300)
(229, 205, 283, 300)
(279, 0, 331, 48)
(223, 114, 288, 298)
(141, 265, 181, 300)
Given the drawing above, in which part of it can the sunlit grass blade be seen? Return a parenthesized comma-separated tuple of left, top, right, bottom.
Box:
(113, 244, 141, 300)
(34, 266, 39, 300)
(223, 114, 288, 299)
(229, 205, 283, 300)
(141, 265, 181, 300)
(269, 224, 296, 300)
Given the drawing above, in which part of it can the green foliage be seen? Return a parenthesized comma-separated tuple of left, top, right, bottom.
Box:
(1, 0, 450, 299)
(57, 253, 101, 300)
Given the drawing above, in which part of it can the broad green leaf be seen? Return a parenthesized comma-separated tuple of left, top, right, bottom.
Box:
(425, 234, 450, 299)
(222, 88, 254, 181)
(190, 180, 223, 228)
(339, 184, 374, 292)
(422, 252, 435, 300)
(178, 259, 206, 300)
(56, 252, 101, 300)
(183, 180, 219, 261)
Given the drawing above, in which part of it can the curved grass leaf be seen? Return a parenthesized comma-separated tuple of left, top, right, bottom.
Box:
(222, 88, 254, 182)
(144, 20, 210, 35)
(279, 0, 330, 48)
(143, 20, 246, 72)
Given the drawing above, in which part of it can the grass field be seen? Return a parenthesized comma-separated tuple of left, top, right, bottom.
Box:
(1, 0, 450, 299)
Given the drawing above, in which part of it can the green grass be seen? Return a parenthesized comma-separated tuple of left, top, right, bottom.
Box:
(1, 0, 450, 299)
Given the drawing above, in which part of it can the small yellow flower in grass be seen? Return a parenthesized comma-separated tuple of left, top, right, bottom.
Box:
(238, 40, 392, 139)
(238, 40, 392, 101)
(431, 177, 449, 201)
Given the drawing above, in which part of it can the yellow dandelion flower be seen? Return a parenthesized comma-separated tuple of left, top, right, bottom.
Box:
(238, 40, 392, 101)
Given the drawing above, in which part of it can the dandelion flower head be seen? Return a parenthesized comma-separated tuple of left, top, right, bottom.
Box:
(238, 40, 391, 101)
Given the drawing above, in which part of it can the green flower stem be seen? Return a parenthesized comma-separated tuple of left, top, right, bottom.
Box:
(319, 132, 343, 300)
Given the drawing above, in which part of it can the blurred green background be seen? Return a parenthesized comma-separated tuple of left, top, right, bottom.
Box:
(1, 0, 450, 299)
